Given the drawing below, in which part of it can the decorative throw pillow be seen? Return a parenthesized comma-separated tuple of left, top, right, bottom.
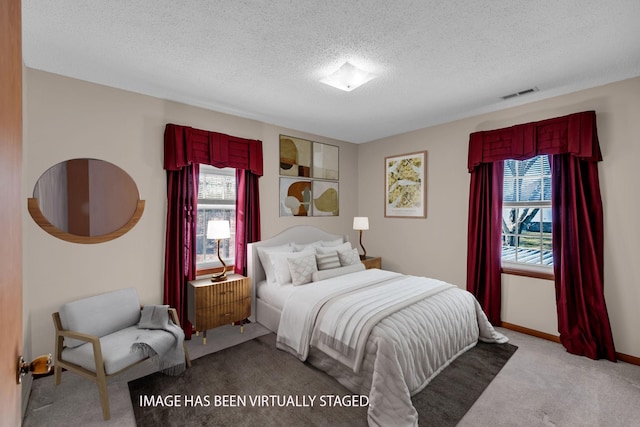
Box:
(138, 304, 170, 329)
(315, 252, 341, 270)
(271, 248, 316, 284)
(311, 263, 366, 282)
(316, 242, 352, 254)
(338, 248, 360, 266)
(288, 254, 318, 286)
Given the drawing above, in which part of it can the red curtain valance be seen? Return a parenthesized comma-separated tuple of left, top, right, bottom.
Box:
(164, 124, 263, 176)
(468, 111, 601, 172)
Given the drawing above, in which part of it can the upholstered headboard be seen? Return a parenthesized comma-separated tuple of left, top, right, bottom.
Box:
(247, 226, 347, 322)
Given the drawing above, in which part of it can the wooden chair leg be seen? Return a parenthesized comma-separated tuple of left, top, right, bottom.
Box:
(52, 313, 65, 386)
(96, 375, 110, 420)
(183, 341, 192, 369)
(54, 365, 62, 385)
(92, 340, 110, 420)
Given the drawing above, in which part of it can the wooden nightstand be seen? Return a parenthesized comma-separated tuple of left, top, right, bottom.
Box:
(361, 256, 382, 269)
(188, 274, 251, 344)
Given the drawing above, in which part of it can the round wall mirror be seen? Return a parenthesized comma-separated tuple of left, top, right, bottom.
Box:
(28, 158, 145, 244)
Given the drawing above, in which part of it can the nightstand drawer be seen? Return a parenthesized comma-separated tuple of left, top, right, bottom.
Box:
(188, 274, 252, 335)
(196, 298, 251, 329)
(194, 280, 250, 307)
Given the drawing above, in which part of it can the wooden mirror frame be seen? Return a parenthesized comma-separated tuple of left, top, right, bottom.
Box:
(27, 198, 145, 244)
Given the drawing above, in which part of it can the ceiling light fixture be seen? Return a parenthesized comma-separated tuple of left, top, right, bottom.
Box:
(320, 62, 375, 92)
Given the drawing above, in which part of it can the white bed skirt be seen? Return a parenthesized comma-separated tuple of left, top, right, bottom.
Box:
(256, 298, 281, 333)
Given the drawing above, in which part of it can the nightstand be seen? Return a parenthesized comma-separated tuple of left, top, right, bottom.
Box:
(188, 274, 251, 344)
(361, 256, 382, 269)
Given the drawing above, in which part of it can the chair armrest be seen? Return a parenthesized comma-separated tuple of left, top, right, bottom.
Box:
(168, 308, 182, 327)
(57, 330, 106, 377)
(56, 329, 101, 345)
(52, 311, 106, 374)
(52, 312, 101, 345)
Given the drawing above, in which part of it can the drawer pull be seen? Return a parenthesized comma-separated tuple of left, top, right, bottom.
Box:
(219, 290, 234, 296)
(223, 312, 233, 317)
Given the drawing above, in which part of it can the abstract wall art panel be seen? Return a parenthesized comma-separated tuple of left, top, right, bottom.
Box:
(280, 177, 312, 216)
(280, 135, 312, 177)
(312, 142, 339, 180)
(312, 181, 339, 216)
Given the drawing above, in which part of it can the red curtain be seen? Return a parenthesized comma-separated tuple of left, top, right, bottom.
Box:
(164, 124, 263, 175)
(163, 124, 263, 336)
(466, 161, 503, 325)
(467, 111, 601, 171)
(552, 154, 616, 361)
(467, 111, 616, 360)
(234, 169, 261, 275)
(164, 163, 198, 339)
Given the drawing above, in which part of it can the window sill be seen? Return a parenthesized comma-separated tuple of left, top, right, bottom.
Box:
(196, 265, 234, 278)
(501, 265, 554, 281)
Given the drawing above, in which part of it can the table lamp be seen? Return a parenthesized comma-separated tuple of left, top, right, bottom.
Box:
(353, 216, 369, 260)
(207, 220, 231, 282)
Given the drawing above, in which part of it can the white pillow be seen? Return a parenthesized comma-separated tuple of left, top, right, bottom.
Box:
(311, 263, 365, 282)
(269, 248, 316, 285)
(293, 238, 344, 252)
(292, 240, 323, 252)
(320, 238, 344, 247)
(315, 252, 341, 270)
(338, 248, 361, 266)
(288, 254, 318, 286)
(256, 244, 294, 284)
(316, 241, 352, 254)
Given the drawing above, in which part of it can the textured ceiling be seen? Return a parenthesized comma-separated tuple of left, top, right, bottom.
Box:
(22, 1, 640, 143)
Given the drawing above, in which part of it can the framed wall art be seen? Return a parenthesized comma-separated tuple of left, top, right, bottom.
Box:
(280, 177, 312, 216)
(384, 151, 427, 218)
(312, 180, 339, 216)
(280, 135, 312, 177)
(312, 142, 339, 180)
(279, 134, 340, 217)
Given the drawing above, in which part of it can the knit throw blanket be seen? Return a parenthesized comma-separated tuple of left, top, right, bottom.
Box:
(131, 305, 186, 376)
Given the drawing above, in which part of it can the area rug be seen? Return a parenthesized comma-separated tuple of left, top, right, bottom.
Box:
(129, 334, 517, 427)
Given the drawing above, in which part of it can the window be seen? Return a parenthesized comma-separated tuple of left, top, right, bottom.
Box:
(196, 166, 236, 270)
(502, 155, 553, 270)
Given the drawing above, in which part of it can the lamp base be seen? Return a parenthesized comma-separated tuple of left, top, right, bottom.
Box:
(211, 272, 228, 282)
(359, 254, 367, 261)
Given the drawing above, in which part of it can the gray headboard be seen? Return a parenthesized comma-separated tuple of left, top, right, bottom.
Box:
(247, 226, 347, 321)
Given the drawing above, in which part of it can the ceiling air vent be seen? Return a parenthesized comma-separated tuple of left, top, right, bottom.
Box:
(501, 86, 539, 100)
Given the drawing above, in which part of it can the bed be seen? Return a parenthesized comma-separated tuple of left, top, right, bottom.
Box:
(247, 226, 506, 427)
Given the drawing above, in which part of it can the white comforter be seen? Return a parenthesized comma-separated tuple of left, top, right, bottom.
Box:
(276, 269, 507, 427)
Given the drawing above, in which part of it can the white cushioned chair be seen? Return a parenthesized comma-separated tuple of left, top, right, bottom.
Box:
(52, 288, 191, 420)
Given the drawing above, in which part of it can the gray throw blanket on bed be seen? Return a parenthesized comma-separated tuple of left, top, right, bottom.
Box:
(131, 305, 186, 376)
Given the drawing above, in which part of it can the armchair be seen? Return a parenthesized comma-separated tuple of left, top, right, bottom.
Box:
(52, 287, 191, 420)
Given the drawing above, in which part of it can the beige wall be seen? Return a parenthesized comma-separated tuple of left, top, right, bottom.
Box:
(357, 76, 640, 358)
(23, 68, 358, 357)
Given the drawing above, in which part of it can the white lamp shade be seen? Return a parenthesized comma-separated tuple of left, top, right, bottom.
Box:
(207, 220, 231, 239)
(353, 217, 369, 230)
